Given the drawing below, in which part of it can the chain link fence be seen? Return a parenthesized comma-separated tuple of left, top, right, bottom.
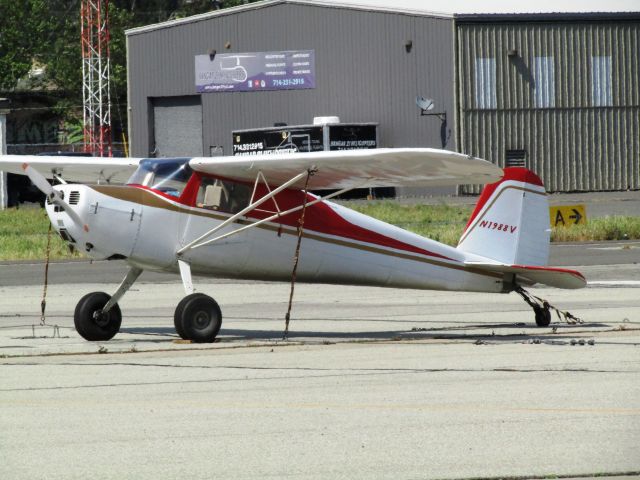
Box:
(8, 143, 126, 156)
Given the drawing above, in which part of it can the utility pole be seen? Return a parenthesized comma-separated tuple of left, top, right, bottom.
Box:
(81, 0, 112, 157)
(0, 98, 10, 210)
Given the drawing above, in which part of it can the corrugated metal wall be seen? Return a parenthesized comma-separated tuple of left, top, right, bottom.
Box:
(127, 3, 455, 159)
(458, 20, 640, 192)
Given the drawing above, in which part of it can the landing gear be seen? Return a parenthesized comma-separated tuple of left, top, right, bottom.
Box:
(73, 266, 143, 341)
(533, 304, 552, 327)
(174, 293, 222, 343)
(74, 292, 122, 341)
(515, 285, 553, 328)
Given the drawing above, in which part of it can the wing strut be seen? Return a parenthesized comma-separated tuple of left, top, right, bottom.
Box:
(177, 169, 309, 255)
(184, 178, 369, 251)
(178, 168, 372, 254)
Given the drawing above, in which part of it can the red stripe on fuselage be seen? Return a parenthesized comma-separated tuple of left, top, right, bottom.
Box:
(238, 183, 455, 261)
(132, 181, 455, 262)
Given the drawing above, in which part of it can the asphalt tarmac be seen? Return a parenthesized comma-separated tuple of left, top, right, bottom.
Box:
(0, 243, 638, 479)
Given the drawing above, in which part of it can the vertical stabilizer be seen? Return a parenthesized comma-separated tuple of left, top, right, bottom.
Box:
(457, 168, 550, 266)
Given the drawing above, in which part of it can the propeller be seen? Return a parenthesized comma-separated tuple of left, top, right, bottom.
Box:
(22, 163, 89, 232)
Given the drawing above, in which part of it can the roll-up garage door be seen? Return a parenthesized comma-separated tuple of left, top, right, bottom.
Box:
(152, 96, 203, 157)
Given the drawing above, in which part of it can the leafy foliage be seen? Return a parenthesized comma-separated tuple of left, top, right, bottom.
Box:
(0, 0, 260, 131)
(0, 0, 53, 91)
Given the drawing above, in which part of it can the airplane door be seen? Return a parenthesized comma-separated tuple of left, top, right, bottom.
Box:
(179, 178, 252, 274)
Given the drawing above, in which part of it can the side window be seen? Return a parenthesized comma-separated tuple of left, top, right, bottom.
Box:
(196, 177, 252, 214)
(533, 56, 555, 108)
(591, 55, 612, 106)
(475, 57, 497, 109)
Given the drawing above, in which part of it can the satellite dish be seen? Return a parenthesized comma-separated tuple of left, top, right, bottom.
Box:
(416, 96, 434, 111)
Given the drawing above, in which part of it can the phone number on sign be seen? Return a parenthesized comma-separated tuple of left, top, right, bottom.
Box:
(271, 78, 306, 87)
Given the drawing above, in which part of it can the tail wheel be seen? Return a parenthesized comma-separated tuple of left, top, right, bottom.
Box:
(174, 293, 222, 343)
(74, 292, 122, 341)
(534, 305, 552, 327)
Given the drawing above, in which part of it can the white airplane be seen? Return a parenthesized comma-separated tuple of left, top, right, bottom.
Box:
(0, 149, 585, 342)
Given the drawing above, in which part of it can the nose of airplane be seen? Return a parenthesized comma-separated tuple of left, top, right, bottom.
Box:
(45, 184, 92, 254)
(45, 183, 144, 261)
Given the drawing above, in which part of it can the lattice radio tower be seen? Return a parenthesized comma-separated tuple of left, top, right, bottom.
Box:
(81, 0, 112, 157)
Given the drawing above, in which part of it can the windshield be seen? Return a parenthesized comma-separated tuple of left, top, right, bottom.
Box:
(127, 158, 193, 198)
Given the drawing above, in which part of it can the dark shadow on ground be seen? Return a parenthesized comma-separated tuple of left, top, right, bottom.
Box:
(119, 321, 609, 343)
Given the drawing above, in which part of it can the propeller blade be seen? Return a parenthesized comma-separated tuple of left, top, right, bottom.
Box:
(22, 163, 89, 232)
(22, 163, 55, 197)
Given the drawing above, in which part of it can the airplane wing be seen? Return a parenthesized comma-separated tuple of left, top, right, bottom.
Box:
(0, 155, 141, 184)
(465, 262, 587, 289)
(189, 148, 503, 189)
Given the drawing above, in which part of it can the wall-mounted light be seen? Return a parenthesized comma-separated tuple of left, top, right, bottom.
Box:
(405, 40, 413, 53)
(507, 49, 518, 57)
(208, 48, 217, 61)
(224, 41, 232, 50)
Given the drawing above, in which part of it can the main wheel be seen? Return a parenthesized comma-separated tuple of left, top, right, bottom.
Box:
(534, 305, 552, 327)
(74, 292, 122, 341)
(173, 296, 190, 340)
(175, 293, 222, 343)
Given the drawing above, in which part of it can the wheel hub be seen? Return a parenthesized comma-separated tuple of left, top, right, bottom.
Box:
(92, 309, 110, 327)
(193, 310, 210, 329)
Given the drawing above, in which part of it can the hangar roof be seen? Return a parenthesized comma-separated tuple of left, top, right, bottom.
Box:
(126, 0, 640, 36)
(316, 0, 640, 15)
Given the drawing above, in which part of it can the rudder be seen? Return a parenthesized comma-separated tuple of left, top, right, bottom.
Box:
(457, 167, 550, 266)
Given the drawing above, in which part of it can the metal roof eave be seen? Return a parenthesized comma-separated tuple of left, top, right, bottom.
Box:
(455, 11, 640, 23)
(125, 0, 453, 36)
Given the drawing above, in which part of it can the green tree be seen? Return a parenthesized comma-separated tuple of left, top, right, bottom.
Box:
(0, 0, 52, 91)
(0, 0, 260, 136)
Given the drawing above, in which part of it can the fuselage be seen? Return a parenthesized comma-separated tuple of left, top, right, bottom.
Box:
(45, 159, 505, 293)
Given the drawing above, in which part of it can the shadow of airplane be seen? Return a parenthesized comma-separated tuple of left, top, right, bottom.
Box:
(119, 320, 606, 344)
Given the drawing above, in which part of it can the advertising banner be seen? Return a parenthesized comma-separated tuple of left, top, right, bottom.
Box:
(195, 50, 315, 93)
(232, 124, 377, 156)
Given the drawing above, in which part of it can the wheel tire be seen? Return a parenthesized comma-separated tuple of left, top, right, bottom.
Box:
(534, 305, 552, 327)
(176, 293, 222, 343)
(74, 292, 122, 341)
(173, 296, 190, 340)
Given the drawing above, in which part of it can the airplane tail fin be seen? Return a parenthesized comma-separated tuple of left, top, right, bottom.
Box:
(457, 167, 586, 289)
(457, 167, 550, 266)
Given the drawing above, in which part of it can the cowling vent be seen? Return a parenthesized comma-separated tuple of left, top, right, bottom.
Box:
(68, 191, 81, 205)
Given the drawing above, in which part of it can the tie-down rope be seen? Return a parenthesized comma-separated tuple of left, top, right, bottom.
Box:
(283, 168, 316, 339)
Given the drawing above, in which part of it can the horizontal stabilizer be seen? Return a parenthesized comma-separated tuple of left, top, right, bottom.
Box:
(189, 148, 503, 189)
(465, 261, 586, 289)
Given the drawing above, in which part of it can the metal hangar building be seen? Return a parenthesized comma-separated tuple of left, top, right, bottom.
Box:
(125, 0, 640, 193)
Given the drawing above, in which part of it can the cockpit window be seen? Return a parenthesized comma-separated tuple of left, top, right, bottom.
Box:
(127, 158, 193, 198)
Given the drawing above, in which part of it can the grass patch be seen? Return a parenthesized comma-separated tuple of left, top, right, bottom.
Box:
(347, 201, 640, 246)
(0, 204, 638, 261)
(347, 201, 473, 246)
(0, 208, 81, 261)
(551, 215, 640, 242)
